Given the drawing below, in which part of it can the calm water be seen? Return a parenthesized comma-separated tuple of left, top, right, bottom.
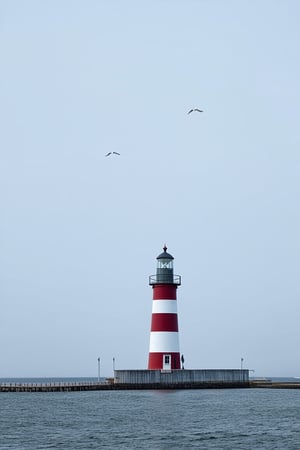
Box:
(1, 382, 300, 449)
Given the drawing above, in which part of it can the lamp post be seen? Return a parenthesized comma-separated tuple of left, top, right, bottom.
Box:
(113, 357, 115, 372)
(97, 357, 100, 382)
(241, 357, 244, 370)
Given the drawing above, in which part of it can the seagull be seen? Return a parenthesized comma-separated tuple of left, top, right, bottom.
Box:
(105, 152, 120, 157)
(188, 108, 203, 114)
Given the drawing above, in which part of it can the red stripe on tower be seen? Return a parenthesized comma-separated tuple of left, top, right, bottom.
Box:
(151, 313, 178, 332)
(153, 285, 177, 300)
(148, 245, 182, 370)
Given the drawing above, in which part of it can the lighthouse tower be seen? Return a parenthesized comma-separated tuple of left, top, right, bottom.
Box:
(148, 246, 181, 370)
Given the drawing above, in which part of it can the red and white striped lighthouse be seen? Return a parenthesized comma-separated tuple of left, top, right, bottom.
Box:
(148, 245, 181, 370)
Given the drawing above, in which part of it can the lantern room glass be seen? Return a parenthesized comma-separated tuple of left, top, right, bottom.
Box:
(157, 259, 173, 270)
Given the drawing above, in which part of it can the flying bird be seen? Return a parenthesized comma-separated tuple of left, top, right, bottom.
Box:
(105, 152, 120, 157)
(187, 108, 203, 114)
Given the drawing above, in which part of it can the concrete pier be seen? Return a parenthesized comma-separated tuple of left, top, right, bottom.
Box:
(114, 369, 249, 385)
(0, 380, 249, 392)
(249, 379, 300, 389)
(1, 376, 299, 393)
(0, 381, 111, 393)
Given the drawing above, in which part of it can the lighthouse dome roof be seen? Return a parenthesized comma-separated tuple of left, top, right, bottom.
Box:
(156, 245, 174, 260)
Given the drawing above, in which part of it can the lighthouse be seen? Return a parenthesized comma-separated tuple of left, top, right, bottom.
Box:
(148, 245, 181, 370)
(114, 246, 249, 386)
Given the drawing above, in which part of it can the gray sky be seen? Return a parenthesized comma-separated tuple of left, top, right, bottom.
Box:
(1, 1, 299, 378)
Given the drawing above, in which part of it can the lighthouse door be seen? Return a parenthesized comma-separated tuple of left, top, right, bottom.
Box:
(163, 354, 171, 371)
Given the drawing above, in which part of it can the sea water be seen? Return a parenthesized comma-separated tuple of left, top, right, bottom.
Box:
(0, 380, 300, 449)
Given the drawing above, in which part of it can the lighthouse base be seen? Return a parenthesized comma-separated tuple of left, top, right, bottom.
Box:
(113, 369, 249, 387)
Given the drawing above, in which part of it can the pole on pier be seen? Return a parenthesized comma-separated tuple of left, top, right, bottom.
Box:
(97, 357, 100, 382)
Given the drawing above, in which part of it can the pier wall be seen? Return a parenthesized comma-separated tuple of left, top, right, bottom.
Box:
(114, 369, 249, 385)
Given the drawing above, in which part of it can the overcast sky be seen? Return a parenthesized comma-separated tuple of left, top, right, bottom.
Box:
(1, 1, 299, 378)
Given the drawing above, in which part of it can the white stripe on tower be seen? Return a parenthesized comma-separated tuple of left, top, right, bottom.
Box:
(149, 332, 179, 353)
(152, 300, 178, 314)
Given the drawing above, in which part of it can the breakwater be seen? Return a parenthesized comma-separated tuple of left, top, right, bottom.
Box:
(1, 379, 300, 392)
(0, 381, 112, 392)
(249, 379, 300, 389)
(0, 380, 249, 392)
